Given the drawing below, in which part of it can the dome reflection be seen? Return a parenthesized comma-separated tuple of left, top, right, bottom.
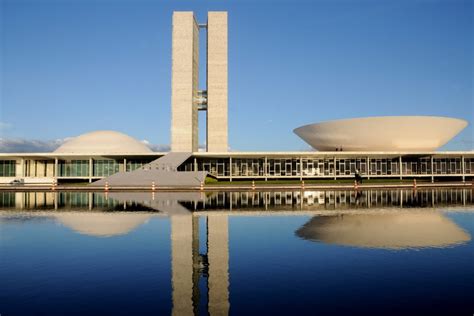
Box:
(296, 211, 471, 249)
(55, 212, 153, 237)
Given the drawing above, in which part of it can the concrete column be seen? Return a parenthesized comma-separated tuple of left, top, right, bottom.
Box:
(430, 156, 434, 183)
(264, 156, 268, 181)
(300, 157, 303, 181)
(89, 158, 93, 183)
(54, 158, 58, 180)
(207, 215, 230, 316)
(194, 157, 198, 172)
(123, 158, 127, 172)
(229, 157, 232, 182)
(461, 155, 465, 182)
(333, 157, 337, 180)
(171, 215, 194, 316)
(17, 158, 25, 177)
(399, 156, 403, 180)
(367, 157, 370, 180)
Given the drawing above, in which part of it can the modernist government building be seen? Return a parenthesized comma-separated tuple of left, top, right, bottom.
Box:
(0, 11, 473, 185)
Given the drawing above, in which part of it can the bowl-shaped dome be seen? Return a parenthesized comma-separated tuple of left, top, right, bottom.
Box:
(294, 116, 467, 152)
(54, 130, 152, 154)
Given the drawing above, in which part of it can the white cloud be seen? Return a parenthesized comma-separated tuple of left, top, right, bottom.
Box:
(0, 137, 69, 153)
(0, 122, 12, 130)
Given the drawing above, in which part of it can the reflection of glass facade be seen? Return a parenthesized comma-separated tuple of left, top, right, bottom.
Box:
(59, 160, 89, 177)
(2, 189, 473, 211)
(94, 160, 119, 177)
(0, 192, 15, 207)
(193, 189, 474, 211)
(0, 160, 16, 177)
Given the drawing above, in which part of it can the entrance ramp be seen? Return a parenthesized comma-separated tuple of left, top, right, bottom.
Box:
(148, 152, 193, 171)
(91, 152, 206, 187)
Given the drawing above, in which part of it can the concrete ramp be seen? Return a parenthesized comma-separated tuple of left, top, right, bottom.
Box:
(148, 152, 192, 171)
(91, 152, 206, 188)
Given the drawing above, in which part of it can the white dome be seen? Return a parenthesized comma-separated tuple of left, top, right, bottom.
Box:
(294, 116, 468, 152)
(54, 130, 152, 154)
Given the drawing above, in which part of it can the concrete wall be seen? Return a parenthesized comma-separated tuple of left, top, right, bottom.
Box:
(207, 12, 228, 152)
(171, 12, 199, 152)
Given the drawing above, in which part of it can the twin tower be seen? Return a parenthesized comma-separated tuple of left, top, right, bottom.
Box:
(171, 11, 228, 152)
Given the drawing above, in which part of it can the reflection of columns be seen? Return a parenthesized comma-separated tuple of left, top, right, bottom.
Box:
(88, 192, 93, 211)
(15, 192, 25, 210)
(207, 215, 230, 316)
(171, 215, 194, 316)
(54, 192, 58, 210)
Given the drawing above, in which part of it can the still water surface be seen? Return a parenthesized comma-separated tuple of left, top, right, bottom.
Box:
(1, 189, 473, 315)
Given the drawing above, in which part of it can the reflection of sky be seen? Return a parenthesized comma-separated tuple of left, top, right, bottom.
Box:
(1, 212, 473, 315)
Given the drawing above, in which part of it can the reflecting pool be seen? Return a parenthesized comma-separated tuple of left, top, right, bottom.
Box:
(1, 189, 473, 315)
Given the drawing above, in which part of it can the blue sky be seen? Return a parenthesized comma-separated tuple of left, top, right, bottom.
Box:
(1, 0, 472, 151)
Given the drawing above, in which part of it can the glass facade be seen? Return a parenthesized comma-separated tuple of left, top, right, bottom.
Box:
(1, 154, 473, 180)
(59, 160, 89, 177)
(126, 159, 154, 172)
(94, 160, 120, 177)
(180, 155, 474, 179)
(0, 160, 16, 177)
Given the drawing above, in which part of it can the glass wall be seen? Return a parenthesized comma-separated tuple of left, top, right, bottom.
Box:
(0, 160, 16, 177)
(433, 158, 462, 175)
(94, 160, 119, 177)
(126, 159, 154, 172)
(59, 160, 89, 177)
(465, 158, 474, 174)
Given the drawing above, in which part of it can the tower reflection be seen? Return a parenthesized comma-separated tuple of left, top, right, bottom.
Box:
(170, 214, 229, 316)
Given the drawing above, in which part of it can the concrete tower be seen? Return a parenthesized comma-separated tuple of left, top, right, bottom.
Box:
(171, 11, 228, 153)
(171, 12, 199, 152)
